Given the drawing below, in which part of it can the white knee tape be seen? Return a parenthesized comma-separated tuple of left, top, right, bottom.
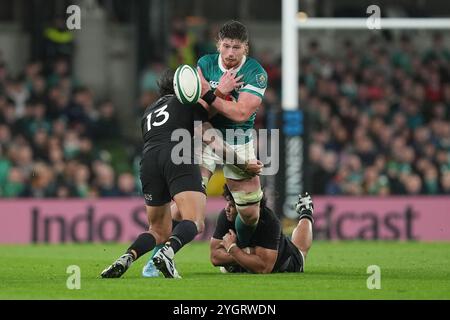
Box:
(231, 188, 263, 207)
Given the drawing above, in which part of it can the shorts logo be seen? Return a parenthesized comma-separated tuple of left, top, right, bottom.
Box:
(256, 73, 267, 88)
(144, 194, 152, 201)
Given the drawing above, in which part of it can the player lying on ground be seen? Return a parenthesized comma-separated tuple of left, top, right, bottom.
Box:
(210, 186, 314, 274)
(101, 70, 262, 279)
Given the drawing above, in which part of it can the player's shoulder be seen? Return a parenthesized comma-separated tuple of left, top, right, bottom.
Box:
(198, 53, 219, 66)
(242, 56, 267, 74)
(143, 94, 172, 115)
(217, 209, 229, 222)
(241, 56, 268, 89)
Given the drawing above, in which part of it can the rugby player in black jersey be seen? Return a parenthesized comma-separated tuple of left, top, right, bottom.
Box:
(210, 186, 314, 274)
(101, 70, 262, 279)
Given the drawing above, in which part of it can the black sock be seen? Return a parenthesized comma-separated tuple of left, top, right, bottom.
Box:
(167, 220, 198, 254)
(127, 232, 156, 260)
(172, 219, 180, 230)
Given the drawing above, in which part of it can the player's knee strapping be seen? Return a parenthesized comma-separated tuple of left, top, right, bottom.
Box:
(231, 188, 263, 209)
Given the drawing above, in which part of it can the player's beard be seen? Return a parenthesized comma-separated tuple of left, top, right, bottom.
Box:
(223, 56, 240, 69)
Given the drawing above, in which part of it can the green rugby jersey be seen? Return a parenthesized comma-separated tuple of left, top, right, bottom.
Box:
(197, 53, 268, 144)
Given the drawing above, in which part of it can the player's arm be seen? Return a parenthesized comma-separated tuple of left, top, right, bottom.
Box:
(197, 67, 262, 123)
(201, 121, 263, 176)
(210, 92, 261, 123)
(209, 211, 239, 267)
(228, 245, 277, 274)
(222, 229, 277, 274)
(212, 233, 271, 272)
(194, 119, 262, 177)
(210, 237, 236, 266)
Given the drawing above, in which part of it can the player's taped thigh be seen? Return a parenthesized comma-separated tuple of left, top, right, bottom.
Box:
(231, 188, 263, 209)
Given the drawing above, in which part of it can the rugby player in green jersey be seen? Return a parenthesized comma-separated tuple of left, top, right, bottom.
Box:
(196, 20, 268, 247)
(142, 20, 268, 277)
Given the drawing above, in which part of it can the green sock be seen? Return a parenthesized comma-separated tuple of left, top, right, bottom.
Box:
(234, 214, 257, 247)
(151, 244, 164, 259)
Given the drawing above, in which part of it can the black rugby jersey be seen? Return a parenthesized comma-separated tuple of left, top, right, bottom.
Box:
(141, 94, 208, 154)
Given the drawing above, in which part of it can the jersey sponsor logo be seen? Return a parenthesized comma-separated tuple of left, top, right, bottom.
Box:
(209, 80, 244, 92)
(209, 81, 219, 88)
(256, 73, 267, 88)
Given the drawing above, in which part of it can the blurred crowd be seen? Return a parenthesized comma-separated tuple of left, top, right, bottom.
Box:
(302, 33, 450, 195)
(1, 19, 450, 198)
(0, 56, 139, 198)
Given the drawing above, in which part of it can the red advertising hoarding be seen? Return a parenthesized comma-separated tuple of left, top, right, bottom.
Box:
(0, 196, 449, 243)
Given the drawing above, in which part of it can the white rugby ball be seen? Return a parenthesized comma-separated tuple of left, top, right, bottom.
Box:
(173, 64, 201, 105)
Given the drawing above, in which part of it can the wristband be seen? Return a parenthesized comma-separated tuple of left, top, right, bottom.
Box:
(214, 88, 227, 99)
(226, 243, 237, 254)
(202, 90, 217, 105)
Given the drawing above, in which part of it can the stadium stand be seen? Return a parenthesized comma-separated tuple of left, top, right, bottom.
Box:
(1, 30, 449, 198)
(0, 55, 139, 198)
(300, 34, 450, 195)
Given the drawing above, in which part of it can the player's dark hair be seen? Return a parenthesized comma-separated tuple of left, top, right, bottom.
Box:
(218, 20, 248, 43)
(223, 184, 234, 203)
(157, 69, 175, 96)
(222, 184, 267, 209)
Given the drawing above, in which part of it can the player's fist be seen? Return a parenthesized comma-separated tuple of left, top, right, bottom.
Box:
(222, 229, 237, 251)
(244, 159, 263, 176)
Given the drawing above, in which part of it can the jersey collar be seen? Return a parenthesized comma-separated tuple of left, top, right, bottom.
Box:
(218, 54, 247, 73)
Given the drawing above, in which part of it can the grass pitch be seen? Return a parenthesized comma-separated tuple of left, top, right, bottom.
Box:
(0, 241, 449, 300)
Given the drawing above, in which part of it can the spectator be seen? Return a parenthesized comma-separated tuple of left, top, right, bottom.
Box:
(2, 167, 25, 197)
(5, 77, 29, 118)
(117, 172, 138, 196)
(140, 59, 164, 93)
(168, 18, 197, 69)
(440, 172, 450, 194)
(93, 162, 119, 197)
(72, 164, 91, 198)
(91, 100, 121, 144)
(20, 162, 56, 198)
(402, 174, 424, 195)
(43, 17, 74, 67)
